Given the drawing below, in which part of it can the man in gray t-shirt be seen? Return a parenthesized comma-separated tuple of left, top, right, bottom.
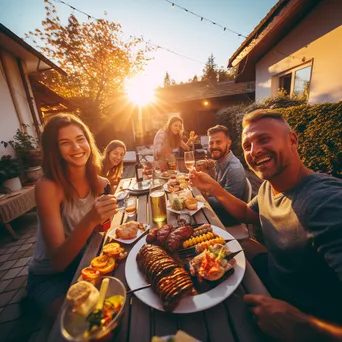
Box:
(190, 110, 342, 341)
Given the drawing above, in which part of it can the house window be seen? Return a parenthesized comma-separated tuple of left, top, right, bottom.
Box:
(293, 66, 311, 97)
(277, 64, 312, 97)
(279, 73, 292, 95)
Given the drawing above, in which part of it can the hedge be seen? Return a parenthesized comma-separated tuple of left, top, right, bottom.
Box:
(217, 100, 342, 178)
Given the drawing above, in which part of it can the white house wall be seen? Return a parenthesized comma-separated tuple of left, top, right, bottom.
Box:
(0, 50, 39, 157)
(255, 0, 342, 104)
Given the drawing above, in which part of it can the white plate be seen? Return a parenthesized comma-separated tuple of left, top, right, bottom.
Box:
(159, 171, 179, 180)
(163, 183, 190, 193)
(115, 191, 128, 201)
(128, 180, 151, 192)
(166, 200, 205, 216)
(125, 226, 246, 313)
(107, 223, 150, 244)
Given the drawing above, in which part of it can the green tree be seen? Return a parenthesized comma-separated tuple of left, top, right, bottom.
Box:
(218, 68, 235, 82)
(164, 71, 171, 87)
(26, 0, 152, 118)
(202, 53, 218, 81)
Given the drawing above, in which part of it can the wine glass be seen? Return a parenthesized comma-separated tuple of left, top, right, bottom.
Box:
(184, 151, 195, 171)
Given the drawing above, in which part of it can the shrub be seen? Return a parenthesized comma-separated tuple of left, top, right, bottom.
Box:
(216, 97, 342, 178)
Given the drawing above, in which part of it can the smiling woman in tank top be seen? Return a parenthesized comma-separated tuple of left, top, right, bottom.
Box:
(28, 114, 117, 320)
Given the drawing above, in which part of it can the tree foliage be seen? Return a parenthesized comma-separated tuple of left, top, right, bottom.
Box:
(217, 96, 342, 178)
(202, 53, 218, 81)
(26, 0, 152, 117)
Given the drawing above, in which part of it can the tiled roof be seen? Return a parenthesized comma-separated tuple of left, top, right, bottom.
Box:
(157, 80, 255, 103)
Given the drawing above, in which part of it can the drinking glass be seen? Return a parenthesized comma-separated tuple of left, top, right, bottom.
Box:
(167, 154, 177, 171)
(125, 197, 136, 217)
(184, 151, 195, 171)
(150, 180, 167, 223)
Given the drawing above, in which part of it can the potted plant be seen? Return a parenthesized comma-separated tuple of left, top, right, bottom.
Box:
(0, 155, 24, 192)
(1, 124, 42, 182)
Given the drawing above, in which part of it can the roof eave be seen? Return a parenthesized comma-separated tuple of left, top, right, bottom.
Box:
(0, 24, 67, 76)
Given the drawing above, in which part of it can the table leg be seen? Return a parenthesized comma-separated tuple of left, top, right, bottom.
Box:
(4, 223, 19, 240)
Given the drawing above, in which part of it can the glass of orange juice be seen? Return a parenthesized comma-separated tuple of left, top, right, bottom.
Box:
(125, 197, 136, 217)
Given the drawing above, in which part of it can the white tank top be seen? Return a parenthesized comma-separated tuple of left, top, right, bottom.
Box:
(29, 192, 95, 275)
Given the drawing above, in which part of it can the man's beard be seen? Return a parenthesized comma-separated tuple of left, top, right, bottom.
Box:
(210, 145, 229, 160)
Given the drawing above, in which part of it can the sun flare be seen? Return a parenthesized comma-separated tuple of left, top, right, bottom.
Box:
(125, 75, 156, 106)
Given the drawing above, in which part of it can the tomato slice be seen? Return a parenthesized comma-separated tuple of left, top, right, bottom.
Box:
(81, 267, 100, 281)
(96, 257, 115, 274)
(91, 255, 109, 268)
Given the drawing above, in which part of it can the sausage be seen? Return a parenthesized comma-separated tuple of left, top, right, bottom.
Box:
(166, 226, 193, 252)
(146, 228, 158, 244)
(156, 224, 175, 247)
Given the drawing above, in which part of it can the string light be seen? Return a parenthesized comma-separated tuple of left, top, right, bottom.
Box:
(163, 0, 247, 37)
(51, 0, 206, 65)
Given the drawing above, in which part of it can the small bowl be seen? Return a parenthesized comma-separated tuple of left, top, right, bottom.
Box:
(61, 276, 127, 341)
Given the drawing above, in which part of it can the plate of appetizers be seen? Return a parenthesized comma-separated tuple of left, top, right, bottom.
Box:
(107, 221, 150, 244)
(159, 170, 179, 180)
(125, 224, 246, 313)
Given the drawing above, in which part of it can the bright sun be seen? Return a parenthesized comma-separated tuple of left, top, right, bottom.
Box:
(125, 75, 156, 106)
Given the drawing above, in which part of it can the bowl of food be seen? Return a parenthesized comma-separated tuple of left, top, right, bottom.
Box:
(61, 276, 126, 341)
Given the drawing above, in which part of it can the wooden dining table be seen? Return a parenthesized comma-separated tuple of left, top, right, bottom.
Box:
(48, 177, 269, 342)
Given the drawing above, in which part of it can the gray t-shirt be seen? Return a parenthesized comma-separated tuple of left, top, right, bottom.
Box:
(249, 173, 342, 320)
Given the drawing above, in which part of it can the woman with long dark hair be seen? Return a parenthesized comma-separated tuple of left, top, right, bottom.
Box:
(28, 114, 117, 319)
(153, 116, 197, 170)
(101, 140, 126, 191)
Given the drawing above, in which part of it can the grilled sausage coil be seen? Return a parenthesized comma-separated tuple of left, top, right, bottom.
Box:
(136, 244, 193, 312)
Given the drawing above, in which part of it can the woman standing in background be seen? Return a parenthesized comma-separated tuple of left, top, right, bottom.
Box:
(153, 116, 197, 170)
(102, 140, 126, 191)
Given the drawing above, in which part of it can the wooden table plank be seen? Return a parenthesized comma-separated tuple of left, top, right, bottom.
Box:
(224, 286, 265, 342)
(128, 296, 151, 342)
(178, 312, 208, 342)
(204, 304, 235, 342)
(152, 310, 178, 337)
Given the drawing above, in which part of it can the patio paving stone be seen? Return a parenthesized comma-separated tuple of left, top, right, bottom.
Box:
(9, 288, 27, 304)
(0, 254, 11, 263)
(13, 257, 31, 268)
(17, 243, 33, 252)
(0, 303, 22, 323)
(7, 250, 26, 261)
(3, 246, 21, 255)
(0, 320, 18, 341)
(0, 260, 17, 272)
(0, 290, 18, 307)
(2, 267, 24, 281)
(17, 266, 29, 277)
(0, 279, 11, 292)
(0, 270, 7, 280)
(5, 276, 27, 292)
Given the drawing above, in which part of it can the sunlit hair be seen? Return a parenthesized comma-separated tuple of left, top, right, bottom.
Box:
(164, 116, 183, 149)
(41, 113, 102, 202)
(242, 109, 291, 130)
(207, 125, 230, 138)
(102, 140, 126, 184)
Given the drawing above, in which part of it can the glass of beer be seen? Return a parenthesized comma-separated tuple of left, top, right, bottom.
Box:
(125, 197, 136, 217)
(150, 189, 167, 223)
(184, 151, 195, 171)
(167, 154, 177, 171)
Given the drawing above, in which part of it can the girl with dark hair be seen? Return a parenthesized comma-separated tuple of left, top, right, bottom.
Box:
(28, 114, 117, 319)
(153, 116, 197, 170)
(101, 140, 126, 191)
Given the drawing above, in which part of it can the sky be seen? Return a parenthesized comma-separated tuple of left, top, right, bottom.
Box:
(0, 0, 277, 89)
